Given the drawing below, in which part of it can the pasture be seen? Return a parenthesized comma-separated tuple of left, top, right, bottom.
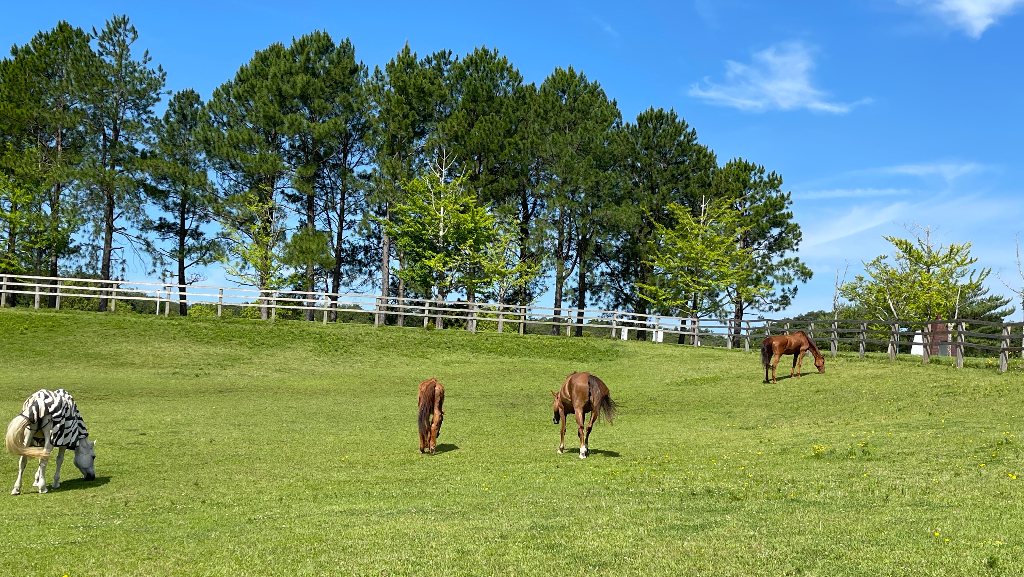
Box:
(1, 308, 1021, 576)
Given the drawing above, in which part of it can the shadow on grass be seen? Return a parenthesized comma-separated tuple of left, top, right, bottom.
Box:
(54, 476, 110, 492)
(567, 448, 620, 458)
(433, 444, 459, 454)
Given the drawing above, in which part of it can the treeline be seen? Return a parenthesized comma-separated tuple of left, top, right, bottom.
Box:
(0, 15, 810, 336)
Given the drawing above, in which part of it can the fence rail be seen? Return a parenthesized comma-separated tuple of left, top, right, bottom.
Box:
(1, 274, 1021, 372)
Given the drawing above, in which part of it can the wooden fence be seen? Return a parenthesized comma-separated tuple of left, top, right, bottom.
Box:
(2, 273, 1022, 372)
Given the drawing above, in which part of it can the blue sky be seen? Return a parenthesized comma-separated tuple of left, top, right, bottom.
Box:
(4, 1, 1023, 317)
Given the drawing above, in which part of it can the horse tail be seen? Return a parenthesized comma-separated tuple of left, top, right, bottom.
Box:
(760, 338, 773, 368)
(587, 374, 617, 424)
(6, 415, 48, 459)
(418, 380, 436, 439)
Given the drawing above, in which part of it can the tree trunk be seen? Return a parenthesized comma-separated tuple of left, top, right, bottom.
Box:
(178, 194, 188, 316)
(97, 186, 114, 312)
(551, 213, 565, 336)
(574, 233, 589, 337)
(732, 295, 745, 349)
(378, 204, 391, 326)
(304, 192, 316, 321)
(328, 185, 348, 323)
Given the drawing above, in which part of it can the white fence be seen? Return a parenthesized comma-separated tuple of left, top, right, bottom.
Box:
(1, 273, 1021, 372)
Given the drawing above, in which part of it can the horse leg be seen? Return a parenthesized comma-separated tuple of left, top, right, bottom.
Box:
(795, 349, 805, 378)
(771, 352, 781, 384)
(575, 409, 587, 459)
(52, 447, 66, 489)
(791, 352, 799, 378)
(584, 407, 598, 456)
(34, 455, 50, 494)
(558, 409, 567, 454)
(12, 455, 27, 495)
(429, 410, 442, 455)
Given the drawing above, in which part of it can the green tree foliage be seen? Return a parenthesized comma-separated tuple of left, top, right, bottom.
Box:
(82, 15, 166, 311)
(141, 89, 222, 315)
(840, 226, 989, 322)
(637, 198, 767, 320)
(0, 21, 93, 284)
(600, 108, 717, 338)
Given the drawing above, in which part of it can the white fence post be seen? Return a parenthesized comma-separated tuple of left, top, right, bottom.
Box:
(33, 283, 40, 309)
(217, 289, 223, 318)
(744, 321, 751, 352)
(497, 304, 504, 334)
(155, 290, 160, 315)
(55, 281, 62, 311)
(519, 306, 526, 336)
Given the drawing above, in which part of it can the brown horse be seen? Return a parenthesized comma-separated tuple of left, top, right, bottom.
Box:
(417, 378, 445, 455)
(761, 331, 825, 384)
(551, 372, 617, 459)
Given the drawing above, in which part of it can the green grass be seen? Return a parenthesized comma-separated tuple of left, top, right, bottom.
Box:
(1, 308, 1021, 576)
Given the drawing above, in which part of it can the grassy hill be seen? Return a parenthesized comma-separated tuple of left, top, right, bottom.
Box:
(0, 308, 1021, 576)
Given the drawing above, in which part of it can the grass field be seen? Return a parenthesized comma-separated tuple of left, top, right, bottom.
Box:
(1, 308, 1021, 576)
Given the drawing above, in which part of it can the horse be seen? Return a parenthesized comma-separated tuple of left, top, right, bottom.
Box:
(417, 378, 445, 455)
(551, 372, 617, 459)
(761, 331, 825, 384)
(6, 389, 96, 494)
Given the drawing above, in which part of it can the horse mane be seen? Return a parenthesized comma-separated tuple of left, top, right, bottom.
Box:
(801, 331, 823, 358)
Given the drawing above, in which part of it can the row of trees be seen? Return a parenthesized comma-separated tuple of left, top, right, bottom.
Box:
(0, 16, 811, 336)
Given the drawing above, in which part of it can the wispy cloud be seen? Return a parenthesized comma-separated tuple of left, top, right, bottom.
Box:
(689, 42, 870, 114)
(592, 16, 620, 39)
(794, 188, 913, 200)
(885, 161, 983, 181)
(801, 202, 911, 248)
(900, 0, 1024, 37)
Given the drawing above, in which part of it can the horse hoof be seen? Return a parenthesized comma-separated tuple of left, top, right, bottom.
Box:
(11, 488, 20, 495)
(38, 487, 47, 494)
(52, 482, 60, 489)
(579, 452, 587, 459)
(557, 449, 563, 454)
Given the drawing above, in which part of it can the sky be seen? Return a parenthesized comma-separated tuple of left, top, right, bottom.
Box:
(3, 0, 1023, 317)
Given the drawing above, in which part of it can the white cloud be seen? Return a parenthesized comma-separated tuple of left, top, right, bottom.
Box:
(801, 202, 911, 248)
(795, 187, 912, 200)
(903, 0, 1024, 37)
(689, 42, 869, 114)
(885, 162, 983, 181)
(592, 16, 620, 38)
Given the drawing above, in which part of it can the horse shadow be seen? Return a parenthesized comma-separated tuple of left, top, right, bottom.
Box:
(432, 444, 459, 454)
(568, 448, 620, 458)
(53, 476, 110, 492)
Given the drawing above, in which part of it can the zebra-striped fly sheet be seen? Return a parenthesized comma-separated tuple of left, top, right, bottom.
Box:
(21, 389, 89, 449)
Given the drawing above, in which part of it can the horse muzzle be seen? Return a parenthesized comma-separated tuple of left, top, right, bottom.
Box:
(83, 472, 96, 481)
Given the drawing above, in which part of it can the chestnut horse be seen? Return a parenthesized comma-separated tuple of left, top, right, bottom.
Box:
(761, 331, 825, 384)
(551, 372, 616, 459)
(417, 378, 445, 455)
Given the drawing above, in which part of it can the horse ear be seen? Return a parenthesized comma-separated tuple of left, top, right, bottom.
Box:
(551, 390, 557, 397)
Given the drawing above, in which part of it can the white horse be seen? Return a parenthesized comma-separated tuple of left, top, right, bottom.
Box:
(5, 389, 96, 494)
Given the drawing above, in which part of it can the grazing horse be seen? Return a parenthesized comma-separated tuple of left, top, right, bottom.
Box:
(552, 372, 617, 459)
(761, 331, 825, 384)
(417, 378, 445, 455)
(6, 389, 96, 494)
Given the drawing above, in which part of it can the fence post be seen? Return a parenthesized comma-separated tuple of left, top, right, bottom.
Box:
(155, 290, 160, 315)
(694, 318, 701, 347)
(0, 274, 6, 307)
(830, 320, 837, 358)
(470, 301, 477, 334)
(999, 325, 1009, 373)
(784, 322, 790, 335)
(33, 283, 40, 309)
(55, 281, 62, 311)
(921, 323, 931, 365)
(110, 283, 116, 312)
(859, 322, 867, 359)
(610, 314, 617, 340)
(744, 321, 750, 353)
(955, 321, 965, 369)
(519, 306, 526, 336)
(808, 322, 814, 340)
(423, 300, 430, 328)
(271, 291, 277, 321)
(164, 287, 170, 316)
(888, 323, 898, 361)
(497, 305, 504, 334)
(217, 289, 223, 318)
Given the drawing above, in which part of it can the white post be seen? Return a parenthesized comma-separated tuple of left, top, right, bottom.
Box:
(497, 304, 504, 334)
(519, 306, 526, 336)
(155, 290, 160, 315)
(322, 295, 328, 324)
(34, 283, 40, 309)
(164, 287, 170, 316)
(218, 288, 223, 318)
(271, 291, 278, 321)
(423, 300, 430, 328)
(55, 281, 62, 311)
(620, 325, 629, 340)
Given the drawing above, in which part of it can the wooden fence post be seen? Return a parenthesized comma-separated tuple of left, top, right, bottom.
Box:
(164, 287, 170, 316)
(808, 322, 814, 340)
(470, 301, 478, 334)
(859, 322, 867, 359)
(784, 321, 790, 335)
(33, 283, 40, 309)
(55, 281, 62, 311)
(497, 305, 504, 334)
(155, 290, 160, 315)
(0, 274, 6, 307)
(725, 318, 732, 349)
(694, 318, 701, 347)
(423, 300, 430, 328)
(217, 288, 223, 318)
(999, 325, 1009, 373)
(921, 323, 931, 365)
(519, 306, 526, 336)
(888, 323, 898, 361)
(955, 322, 965, 369)
(830, 320, 837, 358)
(271, 291, 277, 321)
(744, 321, 751, 353)
(110, 283, 116, 313)
(610, 314, 617, 340)
(322, 295, 328, 325)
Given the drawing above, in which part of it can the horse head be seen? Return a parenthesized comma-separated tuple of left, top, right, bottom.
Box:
(551, 390, 560, 424)
(814, 355, 825, 374)
(74, 438, 96, 481)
